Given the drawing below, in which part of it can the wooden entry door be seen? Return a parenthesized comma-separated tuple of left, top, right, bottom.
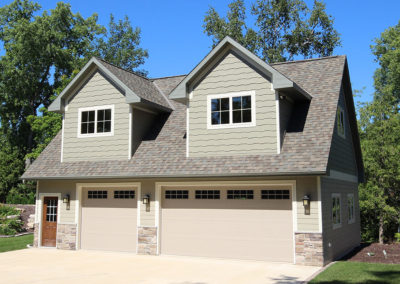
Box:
(42, 197, 58, 247)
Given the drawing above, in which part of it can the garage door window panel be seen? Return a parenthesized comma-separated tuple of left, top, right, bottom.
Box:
(114, 190, 135, 199)
(88, 190, 107, 199)
(195, 190, 220, 199)
(227, 190, 253, 200)
(165, 190, 189, 199)
(261, 190, 290, 200)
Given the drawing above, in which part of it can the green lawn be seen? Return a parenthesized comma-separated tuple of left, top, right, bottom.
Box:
(0, 234, 33, 253)
(310, 261, 400, 284)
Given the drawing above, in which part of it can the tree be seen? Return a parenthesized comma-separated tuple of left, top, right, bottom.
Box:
(0, 0, 149, 202)
(358, 21, 400, 244)
(95, 15, 149, 75)
(203, 0, 341, 63)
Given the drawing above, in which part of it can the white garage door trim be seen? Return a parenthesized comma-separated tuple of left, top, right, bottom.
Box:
(76, 182, 141, 252)
(155, 180, 297, 262)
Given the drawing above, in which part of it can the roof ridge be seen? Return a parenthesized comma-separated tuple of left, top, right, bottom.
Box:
(95, 57, 151, 81)
(271, 55, 345, 65)
(151, 74, 187, 80)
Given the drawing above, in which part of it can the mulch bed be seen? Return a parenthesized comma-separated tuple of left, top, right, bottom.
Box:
(344, 243, 400, 264)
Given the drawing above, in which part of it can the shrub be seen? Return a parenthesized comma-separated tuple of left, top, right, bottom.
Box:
(6, 184, 35, 204)
(0, 205, 19, 217)
(0, 205, 23, 235)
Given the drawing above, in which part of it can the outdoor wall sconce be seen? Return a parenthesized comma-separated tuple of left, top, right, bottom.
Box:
(142, 194, 150, 205)
(63, 194, 70, 210)
(302, 195, 311, 207)
(302, 194, 311, 215)
(63, 194, 70, 204)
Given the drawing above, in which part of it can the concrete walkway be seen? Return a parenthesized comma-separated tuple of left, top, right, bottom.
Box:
(0, 249, 321, 284)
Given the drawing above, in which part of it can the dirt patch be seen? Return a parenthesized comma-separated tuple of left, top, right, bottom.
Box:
(344, 243, 400, 264)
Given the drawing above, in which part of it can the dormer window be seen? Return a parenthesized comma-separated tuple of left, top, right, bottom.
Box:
(78, 105, 114, 138)
(207, 91, 256, 129)
(337, 106, 345, 138)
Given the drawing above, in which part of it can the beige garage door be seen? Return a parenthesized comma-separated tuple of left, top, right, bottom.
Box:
(161, 187, 293, 262)
(81, 188, 137, 252)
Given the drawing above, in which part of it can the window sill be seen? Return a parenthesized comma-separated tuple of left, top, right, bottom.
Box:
(207, 122, 256, 130)
(77, 132, 114, 138)
(348, 219, 356, 225)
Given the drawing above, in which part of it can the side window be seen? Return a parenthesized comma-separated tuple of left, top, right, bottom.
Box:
(332, 193, 341, 229)
(337, 107, 345, 138)
(78, 105, 114, 138)
(348, 193, 355, 224)
(208, 91, 255, 129)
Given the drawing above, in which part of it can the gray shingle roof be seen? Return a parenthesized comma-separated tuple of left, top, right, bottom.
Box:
(22, 56, 349, 180)
(97, 59, 173, 110)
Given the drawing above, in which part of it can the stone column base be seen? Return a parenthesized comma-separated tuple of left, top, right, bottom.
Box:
(56, 224, 77, 250)
(138, 226, 157, 255)
(33, 223, 39, 247)
(295, 233, 323, 266)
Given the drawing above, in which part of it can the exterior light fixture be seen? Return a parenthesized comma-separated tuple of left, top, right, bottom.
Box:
(302, 195, 311, 207)
(63, 194, 70, 204)
(143, 194, 150, 205)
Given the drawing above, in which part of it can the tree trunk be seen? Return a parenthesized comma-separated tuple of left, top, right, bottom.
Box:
(379, 216, 385, 244)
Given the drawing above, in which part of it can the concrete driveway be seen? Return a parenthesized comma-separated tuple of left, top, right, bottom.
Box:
(0, 249, 321, 284)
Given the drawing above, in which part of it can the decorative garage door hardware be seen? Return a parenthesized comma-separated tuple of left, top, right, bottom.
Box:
(195, 190, 220, 199)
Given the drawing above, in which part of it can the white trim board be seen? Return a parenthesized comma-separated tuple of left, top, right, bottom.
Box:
(317, 176, 323, 233)
(76, 104, 115, 138)
(206, 91, 256, 130)
(75, 182, 141, 250)
(275, 90, 281, 154)
(37, 192, 62, 248)
(155, 180, 297, 263)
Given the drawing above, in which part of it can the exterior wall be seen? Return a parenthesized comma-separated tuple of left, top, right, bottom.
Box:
(321, 177, 361, 263)
(131, 108, 156, 155)
(37, 176, 322, 263)
(295, 177, 320, 232)
(189, 52, 277, 157)
(137, 227, 157, 255)
(328, 88, 358, 175)
(295, 233, 323, 266)
(63, 71, 130, 162)
(57, 224, 77, 250)
(279, 97, 293, 147)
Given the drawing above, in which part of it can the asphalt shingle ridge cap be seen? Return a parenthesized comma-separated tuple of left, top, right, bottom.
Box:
(95, 57, 151, 82)
(151, 74, 187, 81)
(270, 55, 345, 66)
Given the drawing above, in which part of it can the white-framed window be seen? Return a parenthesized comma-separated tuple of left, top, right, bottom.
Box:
(77, 105, 114, 138)
(207, 91, 256, 129)
(332, 193, 341, 229)
(347, 193, 355, 224)
(337, 106, 345, 138)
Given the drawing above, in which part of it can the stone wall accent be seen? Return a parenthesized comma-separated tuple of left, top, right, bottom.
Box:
(56, 224, 77, 250)
(295, 233, 323, 266)
(137, 226, 157, 255)
(33, 223, 39, 247)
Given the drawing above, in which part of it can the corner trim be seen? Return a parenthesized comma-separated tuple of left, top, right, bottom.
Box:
(275, 90, 281, 154)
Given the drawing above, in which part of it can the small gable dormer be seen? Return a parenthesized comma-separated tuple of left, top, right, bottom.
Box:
(48, 58, 172, 162)
(169, 36, 311, 158)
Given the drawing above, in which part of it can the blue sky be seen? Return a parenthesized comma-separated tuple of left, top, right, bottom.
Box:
(4, 0, 400, 104)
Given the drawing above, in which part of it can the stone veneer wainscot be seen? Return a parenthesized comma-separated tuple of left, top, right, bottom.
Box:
(295, 233, 324, 266)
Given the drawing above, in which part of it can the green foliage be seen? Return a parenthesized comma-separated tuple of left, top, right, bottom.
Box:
(395, 233, 400, 243)
(0, 234, 33, 252)
(0, 205, 23, 235)
(95, 15, 149, 75)
(309, 261, 400, 284)
(203, 0, 341, 63)
(6, 183, 35, 204)
(358, 21, 400, 243)
(0, 205, 19, 217)
(0, 1, 148, 203)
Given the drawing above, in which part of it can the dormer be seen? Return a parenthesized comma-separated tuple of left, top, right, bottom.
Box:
(48, 58, 173, 162)
(170, 36, 311, 157)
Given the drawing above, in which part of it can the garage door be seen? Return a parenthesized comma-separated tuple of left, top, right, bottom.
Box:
(161, 187, 293, 262)
(81, 188, 137, 252)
